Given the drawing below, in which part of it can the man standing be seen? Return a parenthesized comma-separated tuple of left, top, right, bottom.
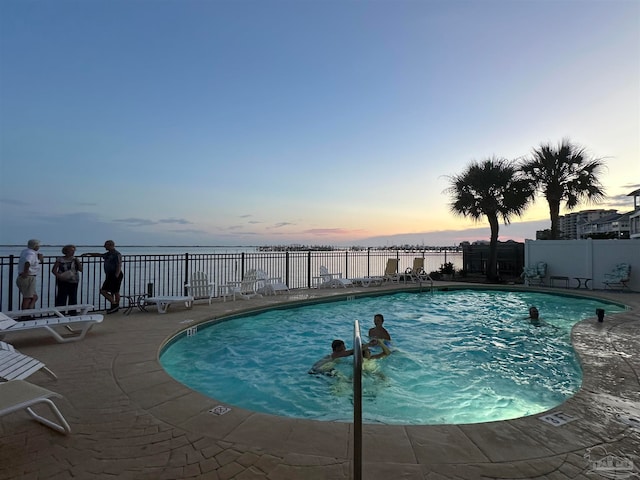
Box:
(16, 239, 44, 309)
(82, 240, 123, 313)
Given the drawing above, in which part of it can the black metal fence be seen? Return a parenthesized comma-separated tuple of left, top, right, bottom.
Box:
(1, 249, 462, 311)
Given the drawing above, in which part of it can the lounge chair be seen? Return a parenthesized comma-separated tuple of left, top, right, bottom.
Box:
(522, 261, 547, 286)
(256, 270, 289, 295)
(0, 380, 71, 434)
(185, 271, 216, 305)
(143, 296, 194, 313)
(0, 312, 104, 343)
(0, 341, 57, 381)
(405, 258, 433, 283)
(382, 259, 401, 283)
(602, 263, 631, 291)
(314, 266, 353, 288)
(2, 304, 95, 319)
(221, 270, 263, 301)
(350, 276, 384, 287)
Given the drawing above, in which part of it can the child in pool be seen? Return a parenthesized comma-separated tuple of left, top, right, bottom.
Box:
(368, 313, 391, 342)
(308, 339, 354, 375)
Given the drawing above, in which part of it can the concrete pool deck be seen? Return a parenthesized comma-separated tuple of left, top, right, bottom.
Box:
(1, 283, 638, 479)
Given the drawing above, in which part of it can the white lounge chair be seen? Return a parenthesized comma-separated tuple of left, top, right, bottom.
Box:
(0, 341, 57, 381)
(602, 263, 631, 291)
(350, 276, 384, 287)
(143, 296, 194, 314)
(0, 312, 104, 343)
(382, 259, 401, 283)
(221, 270, 263, 301)
(0, 380, 71, 434)
(314, 266, 353, 288)
(405, 257, 433, 283)
(2, 304, 95, 319)
(185, 272, 216, 305)
(256, 270, 289, 295)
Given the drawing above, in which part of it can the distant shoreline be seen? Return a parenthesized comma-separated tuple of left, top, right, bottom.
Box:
(1, 244, 464, 251)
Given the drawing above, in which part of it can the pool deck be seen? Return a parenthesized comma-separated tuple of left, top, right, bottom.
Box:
(1, 282, 639, 479)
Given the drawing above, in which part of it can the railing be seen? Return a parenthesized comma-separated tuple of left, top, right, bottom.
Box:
(0, 249, 462, 311)
(353, 319, 363, 480)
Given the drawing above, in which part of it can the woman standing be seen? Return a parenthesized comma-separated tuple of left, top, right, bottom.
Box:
(52, 244, 83, 314)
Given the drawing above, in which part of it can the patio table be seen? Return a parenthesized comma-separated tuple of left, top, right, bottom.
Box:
(574, 277, 592, 289)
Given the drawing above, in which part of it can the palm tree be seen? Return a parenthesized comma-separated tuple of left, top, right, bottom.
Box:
(521, 139, 606, 240)
(446, 157, 534, 281)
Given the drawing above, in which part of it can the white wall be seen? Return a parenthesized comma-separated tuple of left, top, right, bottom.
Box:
(524, 239, 640, 291)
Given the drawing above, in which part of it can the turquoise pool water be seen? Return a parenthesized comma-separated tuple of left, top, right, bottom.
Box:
(160, 289, 626, 425)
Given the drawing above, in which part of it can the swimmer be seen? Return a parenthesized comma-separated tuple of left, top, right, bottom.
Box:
(527, 306, 542, 326)
(363, 338, 391, 360)
(526, 306, 558, 329)
(308, 339, 354, 375)
(368, 313, 391, 341)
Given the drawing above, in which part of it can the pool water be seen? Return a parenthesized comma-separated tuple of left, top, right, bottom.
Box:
(160, 289, 625, 425)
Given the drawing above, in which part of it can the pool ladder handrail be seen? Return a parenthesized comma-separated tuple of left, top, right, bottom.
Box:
(353, 319, 363, 480)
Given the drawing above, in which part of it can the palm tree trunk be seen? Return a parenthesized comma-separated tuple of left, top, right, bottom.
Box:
(487, 214, 499, 281)
(548, 199, 561, 240)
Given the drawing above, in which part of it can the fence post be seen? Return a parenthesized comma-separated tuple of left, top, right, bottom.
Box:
(285, 252, 290, 286)
(8, 255, 15, 311)
(183, 253, 190, 295)
(307, 251, 312, 288)
(345, 250, 349, 278)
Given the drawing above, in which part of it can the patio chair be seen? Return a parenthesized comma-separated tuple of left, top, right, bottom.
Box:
(143, 295, 194, 313)
(0, 312, 104, 344)
(2, 304, 95, 319)
(602, 263, 631, 291)
(0, 341, 57, 381)
(222, 269, 263, 301)
(256, 270, 289, 295)
(405, 258, 433, 283)
(0, 380, 71, 434)
(382, 259, 401, 283)
(521, 261, 547, 286)
(185, 271, 216, 305)
(314, 266, 353, 288)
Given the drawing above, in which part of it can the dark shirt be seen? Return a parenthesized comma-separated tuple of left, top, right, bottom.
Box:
(103, 249, 122, 275)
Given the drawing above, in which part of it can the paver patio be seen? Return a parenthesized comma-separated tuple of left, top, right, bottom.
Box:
(1, 283, 638, 479)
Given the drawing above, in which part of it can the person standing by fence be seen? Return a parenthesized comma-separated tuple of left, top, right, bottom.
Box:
(52, 244, 83, 315)
(16, 239, 44, 310)
(81, 240, 123, 314)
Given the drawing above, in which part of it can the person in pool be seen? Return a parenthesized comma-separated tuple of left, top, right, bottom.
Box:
(368, 313, 391, 341)
(309, 339, 377, 375)
(362, 338, 391, 360)
(526, 306, 558, 329)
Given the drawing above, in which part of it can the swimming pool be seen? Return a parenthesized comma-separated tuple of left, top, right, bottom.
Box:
(160, 289, 626, 425)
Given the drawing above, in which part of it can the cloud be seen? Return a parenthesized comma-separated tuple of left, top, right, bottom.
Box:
(113, 218, 157, 227)
(158, 218, 192, 225)
(302, 228, 366, 236)
(271, 222, 295, 229)
(111, 217, 193, 227)
(0, 197, 29, 206)
(167, 228, 208, 235)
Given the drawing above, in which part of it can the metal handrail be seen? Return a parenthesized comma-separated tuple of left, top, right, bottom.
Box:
(353, 319, 363, 480)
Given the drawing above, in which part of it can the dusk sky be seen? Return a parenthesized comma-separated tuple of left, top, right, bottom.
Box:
(1, 0, 638, 247)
